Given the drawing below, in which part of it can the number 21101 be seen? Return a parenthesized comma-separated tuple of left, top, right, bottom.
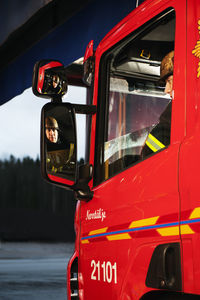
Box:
(91, 260, 117, 284)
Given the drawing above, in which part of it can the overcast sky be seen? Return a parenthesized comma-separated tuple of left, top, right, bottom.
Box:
(0, 86, 86, 160)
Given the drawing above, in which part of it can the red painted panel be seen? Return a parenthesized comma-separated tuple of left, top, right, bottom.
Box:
(79, 1, 186, 298)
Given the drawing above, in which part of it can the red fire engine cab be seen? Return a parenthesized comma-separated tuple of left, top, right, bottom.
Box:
(32, 0, 200, 298)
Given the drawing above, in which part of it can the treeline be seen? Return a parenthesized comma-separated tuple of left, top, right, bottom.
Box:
(0, 155, 78, 242)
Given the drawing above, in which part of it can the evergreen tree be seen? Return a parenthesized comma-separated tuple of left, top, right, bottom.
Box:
(0, 155, 77, 241)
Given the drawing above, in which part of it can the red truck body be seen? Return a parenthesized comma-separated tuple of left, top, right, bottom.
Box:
(66, 0, 200, 299)
(32, 0, 200, 299)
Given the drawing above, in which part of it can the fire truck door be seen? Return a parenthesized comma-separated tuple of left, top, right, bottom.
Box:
(80, 2, 186, 299)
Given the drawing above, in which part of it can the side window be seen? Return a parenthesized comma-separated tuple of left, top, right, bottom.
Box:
(95, 9, 175, 184)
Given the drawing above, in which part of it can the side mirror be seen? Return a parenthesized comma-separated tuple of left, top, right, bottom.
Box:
(41, 102, 77, 188)
(83, 40, 95, 86)
(32, 60, 68, 100)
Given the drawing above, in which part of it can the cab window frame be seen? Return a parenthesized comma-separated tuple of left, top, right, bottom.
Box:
(94, 7, 175, 187)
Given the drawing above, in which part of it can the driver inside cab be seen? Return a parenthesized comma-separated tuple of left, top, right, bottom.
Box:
(143, 50, 174, 155)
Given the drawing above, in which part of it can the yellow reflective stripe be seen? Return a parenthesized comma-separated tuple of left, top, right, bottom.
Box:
(69, 143, 74, 160)
(189, 207, 200, 219)
(89, 227, 108, 236)
(148, 134, 165, 148)
(180, 225, 194, 235)
(146, 133, 165, 152)
(107, 233, 131, 241)
(157, 226, 179, 236)
(129, 216, 159, 229)
(146, 140, 158, 152)
(81, 240, 89, 244)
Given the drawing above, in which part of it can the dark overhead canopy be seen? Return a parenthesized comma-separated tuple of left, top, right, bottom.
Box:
(0, 0, 145, 105)
(0, 0, 92, 71)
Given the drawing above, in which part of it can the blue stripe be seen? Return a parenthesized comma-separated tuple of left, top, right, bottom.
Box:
(81, 221, 179, 240)
(81, 218, 200, 241)
(180, 218, 200, 225)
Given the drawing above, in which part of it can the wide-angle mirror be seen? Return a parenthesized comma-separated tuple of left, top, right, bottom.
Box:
(32, 60, 68, 99)
(41, 102, 77, 187)
(83, 40, 95, 86)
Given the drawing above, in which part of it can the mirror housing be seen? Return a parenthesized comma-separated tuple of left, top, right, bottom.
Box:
(41, 102, 77, 189)
(83, 40, 95, 86)
(32, 60, 68, 101)
(41, 102, 95, 200)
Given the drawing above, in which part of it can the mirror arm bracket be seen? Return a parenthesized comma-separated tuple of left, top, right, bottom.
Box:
(74, 164, 94, 201)
(74, 184, 93, 201)
(71, 104, 96, 115)
(51, 95, 62, 103)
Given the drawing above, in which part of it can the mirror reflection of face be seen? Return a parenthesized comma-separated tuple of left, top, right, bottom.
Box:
(46, 127, 58, 143)
(52, 75, 59, 88)
(45, 117, 59, 143)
